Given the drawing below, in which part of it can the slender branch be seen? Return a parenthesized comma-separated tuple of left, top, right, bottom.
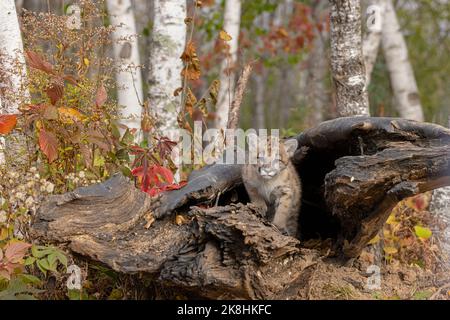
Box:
(226, 62, 253, 130)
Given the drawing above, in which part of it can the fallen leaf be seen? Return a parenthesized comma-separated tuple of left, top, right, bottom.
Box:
(0, 114, 18, 134)
(175, 215, 187, 225)
(414, 225, 432, 240)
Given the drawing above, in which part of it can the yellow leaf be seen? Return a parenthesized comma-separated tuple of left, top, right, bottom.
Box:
(58, 107, 85, 124)
(414, 225, 432, 240)
(219, 30, 232, 41)
(175, 215, 187, 225)
(368, 234, 380, 245)
(83, 57, 90, 67)
(144, 212, 155, 229)
(383, 246, 398, 255)
(386, 213, 397, 225)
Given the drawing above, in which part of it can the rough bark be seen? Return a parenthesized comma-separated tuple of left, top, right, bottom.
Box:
(214, 0, 242, 131)
(330, 0, 370, 116)
(147, 0, 186, 134)
(381, 0, 424, 122)
(106, 0, 144, 132)
(32, 117, 450, 299)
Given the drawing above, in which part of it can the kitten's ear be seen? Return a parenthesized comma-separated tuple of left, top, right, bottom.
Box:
(283, 139, 298, 157)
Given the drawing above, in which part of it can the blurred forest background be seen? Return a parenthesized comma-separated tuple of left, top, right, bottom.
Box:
(13, 0, 450, 132)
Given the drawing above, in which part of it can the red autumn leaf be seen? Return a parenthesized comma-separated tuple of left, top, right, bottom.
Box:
(132, 164, 176, 193)
(95, 85, 107, 107)
(63, 74, 79, 86)
(26, 51, 54, 74)
(155, 137, 177, 159)
(153, 165, 174, 185)
(45, 78, 64, 105)
(4, 241, 31, 264)
(146, 181, 187, 197)
(0, 114, 18, 134)
(39, 129, 59, 163)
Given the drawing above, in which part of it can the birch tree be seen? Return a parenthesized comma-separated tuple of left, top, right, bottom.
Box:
(214, 0, 242, 131)
(0, 0, 29, 165)
(363, 0, 385, 85)
(330, 0, 369, 117)
(304, 0, 329, 126)
(147, 0, 186, 135)
(106, 0, 143, 132)
(381, 0, 424, 122)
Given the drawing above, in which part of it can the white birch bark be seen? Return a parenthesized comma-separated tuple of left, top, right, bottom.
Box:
(106, 0, 143, 132)
(330, 0, 370, 117)
(0, 0, 29, 165)
(304, 0, 329, 126)
(362, 0, 385, 85)
(253, 72, 265, 129)
(147, 0, 186, 135)
(381, 0, 424, 121)
(214, 0, 242, 131)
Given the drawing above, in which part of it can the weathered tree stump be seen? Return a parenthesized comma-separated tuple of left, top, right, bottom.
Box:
(31, 117, 450, 299)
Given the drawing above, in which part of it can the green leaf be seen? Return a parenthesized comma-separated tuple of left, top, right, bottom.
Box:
(414, 226, 432, 240)
(47, 253, 57, 266)
(36, 259, 50, 275)
(413, 290, 433, 300)
(24, 256, 36, 266)
(31, 245, 53, 258)
(55, 251, 68, 269)
(121, 129, 134, 145)
(18, 274, 42, 286)
(93, 155, 105, 167)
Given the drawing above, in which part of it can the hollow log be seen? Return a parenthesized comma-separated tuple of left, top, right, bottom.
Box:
(31, 117, 450, 299)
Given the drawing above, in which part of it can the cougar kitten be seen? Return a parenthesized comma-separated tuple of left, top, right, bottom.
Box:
(242, 135, 301, 237)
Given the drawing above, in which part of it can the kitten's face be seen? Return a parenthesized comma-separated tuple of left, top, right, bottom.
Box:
(249, 136, 298, 180)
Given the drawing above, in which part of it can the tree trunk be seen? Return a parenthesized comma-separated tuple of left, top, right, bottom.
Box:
(304, 0, 329, 126)
(214, 0, 242, 131)
(147, 0, 186, 134)
(330, 0, 369, 116)
(381, 0, 424, 122)
(0, 0, 29, 165)
(253, 72, 266, 130)
(362, 0, 385, 85)
(106, 0, 144, 132)
(31, 117, 450, 299)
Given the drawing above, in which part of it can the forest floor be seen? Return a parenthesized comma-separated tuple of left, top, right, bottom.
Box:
(300, 251, 449, 300)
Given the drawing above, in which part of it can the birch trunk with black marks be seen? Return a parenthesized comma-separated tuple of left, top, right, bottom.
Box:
(362, 0, 385, 85)
(32, 117, 450, 299)
(381, 0, 424, 122)
(330, 0, 369, 116)
(304, 0, 329, 126)
(214, 0, 242, 132)
(147, 0, 186, 134)
(0, 0, 29, 165)
(106, 0, 144, 132)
